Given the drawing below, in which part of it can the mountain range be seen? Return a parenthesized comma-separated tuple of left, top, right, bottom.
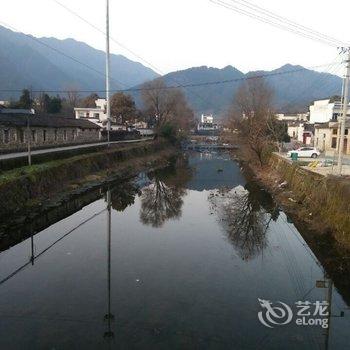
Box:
(0, 25, 159, 99)
(149, 64, 342, 116)
(0, 25, 343, 116)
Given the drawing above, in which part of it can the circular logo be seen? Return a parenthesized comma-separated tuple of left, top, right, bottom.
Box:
(258, 298, 293, 328)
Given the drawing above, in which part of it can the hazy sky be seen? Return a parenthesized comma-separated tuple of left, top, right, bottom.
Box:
(2, 0, 349, 75)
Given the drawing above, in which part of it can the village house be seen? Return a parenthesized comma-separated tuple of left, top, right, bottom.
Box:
(276, 113, 309, 122)
(314, 121, 350, 155)
(197, 114, 219, 134)
(74, 98, 144, 132)
(309, 98, 350, 123)
(287, 121, 314, 145)
(0, 110, 100, 152)
(0, 101, 10, 108)
(74, 98, 107, 129)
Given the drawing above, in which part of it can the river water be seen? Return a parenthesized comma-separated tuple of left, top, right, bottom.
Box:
(0, 151, 349, 349)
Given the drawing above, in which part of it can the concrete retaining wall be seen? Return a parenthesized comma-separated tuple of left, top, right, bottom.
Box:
(270, 153, 350, 240)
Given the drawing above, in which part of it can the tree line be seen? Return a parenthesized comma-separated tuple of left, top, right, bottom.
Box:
(229, 77, 290, 166)
(9, 79, 195, 141)
(8, 75, 289, 148)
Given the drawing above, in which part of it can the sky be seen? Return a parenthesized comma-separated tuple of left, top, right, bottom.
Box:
(1, 0, 349, 75)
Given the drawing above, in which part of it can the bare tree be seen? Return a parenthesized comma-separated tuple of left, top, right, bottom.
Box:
(209, 186, 270, 260)
(110, 92, 136, 124)
(140, 179, 185, 228)
(231, 77, 275, 165)
(110, 182, 140, 212)
(141, 78, 193, 132)
(66, 86, 80, 108)
(80, 93, 100, 108)
(139, 158, 192, 227)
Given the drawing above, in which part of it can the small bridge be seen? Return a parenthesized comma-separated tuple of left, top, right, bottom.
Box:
(184, 143, 238, 151)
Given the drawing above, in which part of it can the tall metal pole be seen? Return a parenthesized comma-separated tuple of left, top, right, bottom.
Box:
(106, 0, 111, 147)
(337, 48, 350, 175)
(27, 115, 32, 166)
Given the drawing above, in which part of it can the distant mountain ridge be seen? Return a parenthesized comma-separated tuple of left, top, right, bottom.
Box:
(0, 25, 342, 116)
(133, 64, 342, 117)
(0, 25, 159, 99)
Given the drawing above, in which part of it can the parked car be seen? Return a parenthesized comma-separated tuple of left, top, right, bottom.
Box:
(287, 147, 320, 159)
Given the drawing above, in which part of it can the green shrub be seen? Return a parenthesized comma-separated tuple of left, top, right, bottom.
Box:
(160, 123, 177, 143)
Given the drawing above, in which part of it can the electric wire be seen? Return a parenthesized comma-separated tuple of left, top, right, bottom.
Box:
(50, 0, 212, 109)
(0, 62, 340, 94)
(224, 0, 348, 47)
(0, 20, 127, 89)
(210, 0, 348, 48)
(0, 208, 106, 286)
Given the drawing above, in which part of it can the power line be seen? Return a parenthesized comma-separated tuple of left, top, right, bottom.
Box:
(282, 56, 343, 109)
(0, 208, 106, 286)
(52, 0, 164, 76)
(0, 62, 339, 94)
(210, 0, 348, 48)
(224, 0, 348, 47)
(50, 0, 211, 109)
(0, 20, 127, 90)
(211, 0, 343, 47)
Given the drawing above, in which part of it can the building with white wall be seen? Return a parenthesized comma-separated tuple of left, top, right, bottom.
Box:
(0, 101, 10, 108)
(201, 114, 214, 124)
(74, 99, 107, 129)
(198, 114, 218, 130)
(276, 113, 309, 122)
(309, 99, 350, 123)
(287, 122, 314, 145)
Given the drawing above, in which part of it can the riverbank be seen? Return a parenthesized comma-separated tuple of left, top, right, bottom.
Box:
(0, 139, 178, 225)
(238, 152, 350, 245)
(236, 151, 350, 305)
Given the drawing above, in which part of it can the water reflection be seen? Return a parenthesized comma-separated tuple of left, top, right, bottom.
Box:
(209, 183, 280, 261)
(0, 152, 349, 349)
(110, 182, 140, 212)
(139, 158, 192, 228)
(104, 189, 114, 340)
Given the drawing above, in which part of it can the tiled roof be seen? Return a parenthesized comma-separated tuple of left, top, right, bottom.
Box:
(0, 113, 100, 129)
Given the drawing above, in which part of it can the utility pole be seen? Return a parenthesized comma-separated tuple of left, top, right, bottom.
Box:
(106, 0, 111, 147)
(27, 114, 32, 166)
(337, 48, 350, 175)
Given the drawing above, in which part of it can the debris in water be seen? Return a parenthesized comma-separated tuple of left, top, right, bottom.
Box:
(279, 181, 288, 189)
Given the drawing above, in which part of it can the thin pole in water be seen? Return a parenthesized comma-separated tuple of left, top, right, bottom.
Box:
(106, 0, 111, 147)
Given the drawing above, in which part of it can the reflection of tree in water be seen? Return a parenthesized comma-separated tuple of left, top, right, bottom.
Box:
(110, 182, 140, 212)
(140, 157, 193, 228)
(209, 184, 279, 260)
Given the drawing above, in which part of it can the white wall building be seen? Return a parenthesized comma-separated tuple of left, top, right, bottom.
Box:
(197, 114, 218, 131)
(287, 122, 314, 145)
(309, 99, 350, 124)
(74, 99, 107, 129)
(276, 113, 309, 122)
(0, 101, 10, 107)
(201, 114, 214, 124)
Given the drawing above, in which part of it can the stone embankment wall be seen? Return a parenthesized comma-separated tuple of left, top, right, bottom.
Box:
(269, 154, 350, 242)
(0, 140, 177, 220)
